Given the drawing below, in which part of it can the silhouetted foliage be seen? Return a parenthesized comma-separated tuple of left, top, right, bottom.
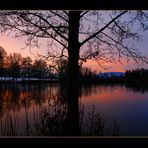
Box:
(55, 58, 68, 82)
(125, 68, 148, 83)
(80, 67, 98, 84)
(0, 46, 56, 79)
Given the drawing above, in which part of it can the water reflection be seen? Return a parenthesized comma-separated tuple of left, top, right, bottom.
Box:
(0, 83, 60, 136)
(125, 83, 148, 94)
(0, 83, 148, 136)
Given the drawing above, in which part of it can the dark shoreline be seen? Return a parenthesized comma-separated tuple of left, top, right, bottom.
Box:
(0, 79, 59, 84)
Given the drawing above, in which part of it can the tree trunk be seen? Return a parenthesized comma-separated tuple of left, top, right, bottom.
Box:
(64, 11, 81, 135)
(67, 11, 81, 88)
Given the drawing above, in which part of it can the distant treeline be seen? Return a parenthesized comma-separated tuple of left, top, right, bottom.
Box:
(93, 68, 148, 84)
(80, 68, 148, 84)
(0, 55, 56, 79)
(0, 46, 148, 83)
(0, 46, 98, 81)
(0, 46, 57, 79)
(124, 68, 148, 83)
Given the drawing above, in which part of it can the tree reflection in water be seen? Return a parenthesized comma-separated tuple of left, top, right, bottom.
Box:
(0, 83, 120, 136)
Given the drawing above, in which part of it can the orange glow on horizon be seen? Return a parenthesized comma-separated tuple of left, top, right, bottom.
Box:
(83, 59, 127, 73)
(0, 34, 38, 60)
(0, 34, 144, 73)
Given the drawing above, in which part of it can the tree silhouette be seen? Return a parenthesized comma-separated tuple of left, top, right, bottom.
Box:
(8, 53, 23, 78)
(55, 58, 68, 81)
(0, 11, 148, 135)
(0, 11, 148, 86)
(21, 56, 33, 78)
(33, 59, 48, 79)
(0, 46, 7, 68)
(0, 46, 7, 76)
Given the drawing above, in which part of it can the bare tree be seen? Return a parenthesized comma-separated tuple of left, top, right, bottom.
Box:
(0, 46, 7, 68)
(33, 58, 48, 78)
(1, 10, 148, 136)
(8, 53, 23, 78)
(0, 10, 148, 85)
(22, 56, 32, 68)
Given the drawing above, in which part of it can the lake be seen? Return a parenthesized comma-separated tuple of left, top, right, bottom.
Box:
(0, 83, 148, 136)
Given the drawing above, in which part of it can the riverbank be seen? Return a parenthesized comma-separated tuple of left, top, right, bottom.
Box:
(0, 77, 59, 83)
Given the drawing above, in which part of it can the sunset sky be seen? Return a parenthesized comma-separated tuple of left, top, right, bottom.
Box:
(1, 32, 148, 73)
(1, 11, 148, 73)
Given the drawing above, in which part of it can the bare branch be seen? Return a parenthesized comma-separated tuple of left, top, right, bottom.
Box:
(80, 11, 128, 47)
(50, 10, 68, 22)
(80, 11, 89, 18)
(0, 10, 148, 69)
(19, 12, 69, 42)
(63, 10, 69, 16)
(18, 13, 68, 48)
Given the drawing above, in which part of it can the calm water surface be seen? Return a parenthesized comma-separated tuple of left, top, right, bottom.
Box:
(0, 83, 148, 136)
